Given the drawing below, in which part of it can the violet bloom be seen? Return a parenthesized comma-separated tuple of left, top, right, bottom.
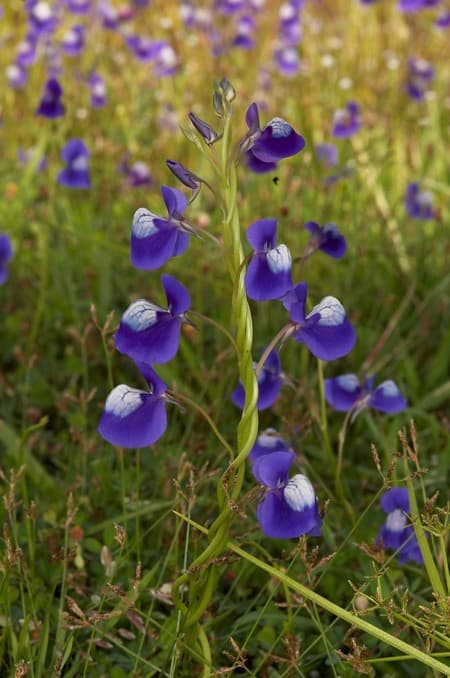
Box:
(436, 9, 450, 27)
(115, 274, 190, 365)
(405, 182, 434, 219)
(120, 160, 153, 188)
(245, 219, 292, 301)
(26, 0, 57, 34)
(88, 72, 106, 108)
(244, 102, 305, 174)
(304, 222, 347, 259)
(98, 363, 168, 448)
(152, 41, 178, 77)
(130, 186, 192, 270)
(61, 25, 85, 56)
(332, 102, 360, 138)
(274, 45, 300, 77)
(36, 78, 65, 118)
(67, 0, 91, 13)
(406, 57, 434, 101)
(398, 0, 439, 11)
(249, 429, 290, 463)
(232, 349, 283, 411)
(57, 139, 91, 189)
(282, 283, 356, 360)
(376, 488, 423, 564)
(324, 374, 407, 415)
(16, 35, 38, 68)
(315, 143, 339, 168)
(6, 63, 28, 89)
(252, 451, 322, 539)
(233, 15, 255, 49)
(0, 235, 13, 285)
(166, 160, 201, 190)
(17, 148, 48, 173)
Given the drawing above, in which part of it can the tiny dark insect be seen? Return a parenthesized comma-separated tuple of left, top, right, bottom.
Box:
(272, 176, 279, 185)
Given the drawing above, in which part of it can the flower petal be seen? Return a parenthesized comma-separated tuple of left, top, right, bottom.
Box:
(256, 490, 321, 538)
(246, 218, 278, 251)
(369, 380, 407, 414)
(245, 249, 292, 301)
(161, 185, 187, 219)
(252, 450, 294, 488)
(98, 385, 167, 448)
(324, 374, 362, 411)
(162, 273, 190, 315)
(380, 487, 410, 514)
(249, 429, 290, 462)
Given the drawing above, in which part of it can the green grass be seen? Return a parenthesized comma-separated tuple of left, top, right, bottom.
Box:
(1, 1, 449, 675)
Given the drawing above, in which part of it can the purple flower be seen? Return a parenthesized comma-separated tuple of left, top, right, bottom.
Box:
(98, 363, 168, 448)
(17, 148, 48, 173)
(215, 0, 245, 14)
(119, 159, 153, 187)
(0, 235, 13, 285)
(252, 451, 322, 538)
(6, 63, 28, 89)
(324, 374, 407, 415)
(398, 0, 439, 11)
(436, 9, 450, 27)
(16, 35, 38, 68)
(88, 72, 106, 108)
(304, 222, 347, 259)
(67, 0, 91, 13)
(273, 45, 300, 77)
(233, 15, 255, 49)
(244, 102, 306, 174)
(405, 182, 434, 219)
(26, 0, 57, 34)
(36, 78, 65, 118)
(57, 139, 91, 189)
(130, 186, 191, 270)
(249, 429, 291, 463)
(188, 112, 220, 145)
(232, 349, 284, 411)
(376, 488, 423, 564)
(282, 283, 356, 360)
(406, 57, 434, 100)
(166, 160, 201, 190)
(315, 143, 339, 168)
(114, 274, 190, 365)
(152, 41, 178, 78)
(332, 102, 360, 138)
(245, 219, 292, 301)
(61, 25, 85, 56)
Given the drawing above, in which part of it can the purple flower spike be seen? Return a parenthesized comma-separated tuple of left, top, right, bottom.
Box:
(244, 102, 305, 173)
(376, 488, 423, 564)
(57, 139, 91, 189)
(249, 429, 290, 463)
(114, 274, 190, 365)
(252, 451, 322, 539)
(324, 374, 407, 415)
(405, 182, 434, 219)
(36, 78, 65, 118)
(304, 222, 347, 259)
(232, 348, 284, 411)
(0, 234, 13, 285)
(332, 102, 360, 138)
(283, 282, 356, 360)
(98, 363, 167, 448)
(245, 219, 292, 301)
(130, 186, 191, 270)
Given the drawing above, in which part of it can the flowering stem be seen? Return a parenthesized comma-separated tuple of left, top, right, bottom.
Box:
(171, 91, 259, 668)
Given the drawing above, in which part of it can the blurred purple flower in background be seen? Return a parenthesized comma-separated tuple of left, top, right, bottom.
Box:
(405, 182, 434, 219)
(0, 235, 13, 285)
(36, 78, 65, 118)
(57, 139, 91, 189)
(18, 148, 48, 173)
(88, 72, 107, 108)
(61, 24, 85, 56)
(249, 429, 291, 462)
(376, 488, 423, 564)
(332, 102, 360, 138)
(252, 450, 322, 538)
(324, 374, 407, 416)
(315, 143, 339, 168)
(406, 57, 434, 100)
(26, 0, 58, 34)
(67, 0, 91, 14)
(6, 63, 28, 89)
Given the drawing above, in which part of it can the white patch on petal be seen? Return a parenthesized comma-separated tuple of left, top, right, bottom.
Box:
(308, 296, 345, 326)
(33, 1, 52, 21)
(72, 155, 88, 171)
(266, 244, 291, 274)
(63, 29, 79, 46)
(133, 208, 159, 239)
(91, 81, 106, 98)
(267, 117, 291, 138)
(105, 385, 144, 417)
(336, 374, 360, 392)
(122, 300, 162, 331)
(284, 474, 316, 512)
(378, 380, 400, 397)
(386, 508, 407, 532)
(258, 430, 282, 449)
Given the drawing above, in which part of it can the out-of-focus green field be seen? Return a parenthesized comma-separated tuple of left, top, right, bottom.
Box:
(0, 1, 449, 676)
